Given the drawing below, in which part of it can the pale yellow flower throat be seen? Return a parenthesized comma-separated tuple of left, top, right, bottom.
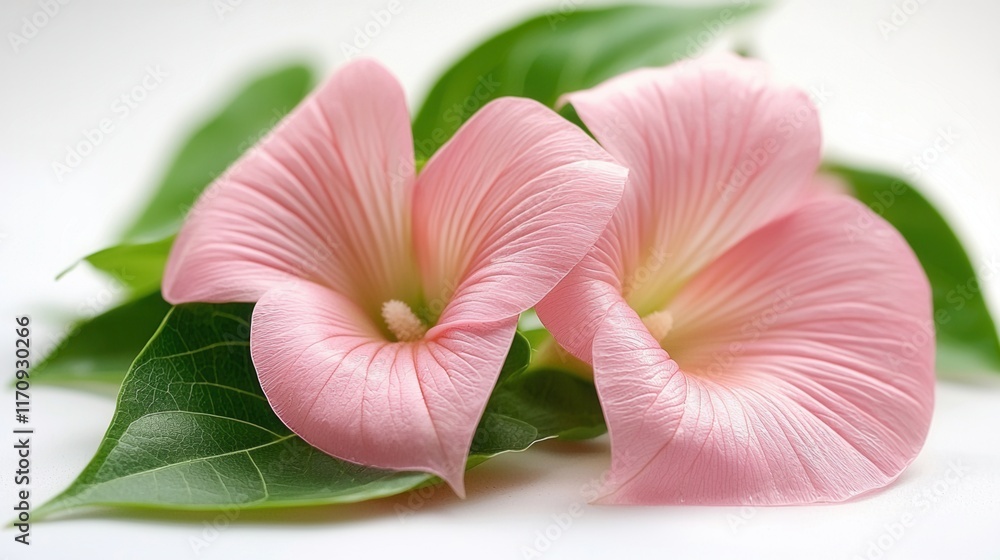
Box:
(641, 309, 674, 343)
(381, 299, 428, 342)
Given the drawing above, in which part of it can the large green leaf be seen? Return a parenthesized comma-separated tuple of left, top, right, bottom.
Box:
(58, 236, 174, 298)
(830, 164, 1000, 373)
(31, 292, 172, 387)
(121, 65, 314, 242)
(487, 366, 605, 441)
(412, 3, 760, 159)
(36, 304, 604, 517)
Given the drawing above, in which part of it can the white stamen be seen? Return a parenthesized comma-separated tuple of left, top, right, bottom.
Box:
(382, 299, 427, 342)
(641, 309, 674, 343)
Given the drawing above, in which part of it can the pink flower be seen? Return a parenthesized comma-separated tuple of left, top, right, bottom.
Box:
(536, 54, 935, 505)
(163, 59, 627, 494)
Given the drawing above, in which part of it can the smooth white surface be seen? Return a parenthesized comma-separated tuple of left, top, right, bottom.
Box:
(2, 1, 999, 559)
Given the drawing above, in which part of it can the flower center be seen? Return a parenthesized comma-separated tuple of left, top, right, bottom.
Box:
(381, 299, 427, 342)
(641, 309, 674, 343)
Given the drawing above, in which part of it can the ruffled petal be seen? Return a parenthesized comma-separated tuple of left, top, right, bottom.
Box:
(535, 251, 625, 364)
(251, 278, 517, 496)
(164, 59, 417, 313)
(563, 53, 822, 316)
(592, 197, 934, 505)
(412, 97, 627, 330)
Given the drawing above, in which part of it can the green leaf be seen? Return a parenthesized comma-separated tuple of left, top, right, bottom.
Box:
(121, 65, 314, 242)
(31, 292, 173, 387)
(37, 304, 603, 517)
(58, 236, 174, 297)
(485, 366, 606, 441)
(412, 3, 760, 159)
(829, 164, 1000, 373)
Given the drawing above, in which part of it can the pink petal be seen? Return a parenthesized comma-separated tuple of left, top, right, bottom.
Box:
(251, 279, 517, 496)
(534, 254, 625, 365)
(800, 171, 852, 203)
(539, 54, 822, 361)
(592, 197, 934, 505)
(412, 97, 627, 330)
(163, 59, 417, 312)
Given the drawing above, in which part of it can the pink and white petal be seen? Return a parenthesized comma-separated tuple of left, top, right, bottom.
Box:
(564, 53, 822, 315)
(164, 59, 417, 312)
(251, 278, 517, 495)
(593, 197, 934, 505)
(412, 97, 627, 331)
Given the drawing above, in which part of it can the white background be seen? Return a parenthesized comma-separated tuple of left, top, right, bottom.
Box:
(2, 0, 1000, 559)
